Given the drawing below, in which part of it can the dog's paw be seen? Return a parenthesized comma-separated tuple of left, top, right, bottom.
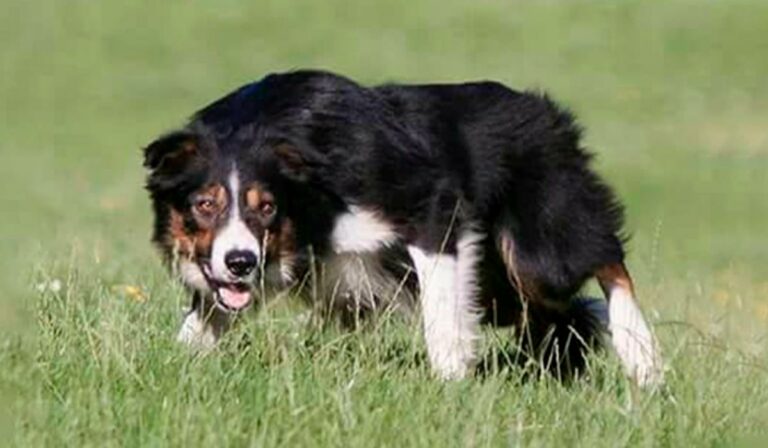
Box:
(611, 324, 665, 388)
(177, 311, 218, 351)
(426, 336, 478, 381)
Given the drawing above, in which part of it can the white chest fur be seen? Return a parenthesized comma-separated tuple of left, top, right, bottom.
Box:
(331, 206, 398, 253)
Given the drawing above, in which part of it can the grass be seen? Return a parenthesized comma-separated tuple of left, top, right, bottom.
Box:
(2, 0, 767, 445)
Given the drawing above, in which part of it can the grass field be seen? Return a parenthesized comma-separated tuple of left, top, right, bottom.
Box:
(2, 0, 767, 446)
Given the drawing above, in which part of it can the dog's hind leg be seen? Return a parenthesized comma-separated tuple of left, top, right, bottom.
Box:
(596, 263, 664, 387)
(408, 230, 483, 380)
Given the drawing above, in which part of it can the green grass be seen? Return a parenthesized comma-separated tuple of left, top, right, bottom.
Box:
(2, 0, 767, 445)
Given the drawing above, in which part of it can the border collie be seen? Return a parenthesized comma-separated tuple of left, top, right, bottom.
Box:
(143, 70, 663, 387)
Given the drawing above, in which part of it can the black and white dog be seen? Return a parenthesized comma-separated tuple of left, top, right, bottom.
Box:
(144, 70, 663, 386)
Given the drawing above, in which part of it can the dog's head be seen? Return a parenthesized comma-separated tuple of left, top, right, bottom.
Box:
(143, 127, 309, 312)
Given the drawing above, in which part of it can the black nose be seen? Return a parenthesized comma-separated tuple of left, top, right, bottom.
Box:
(224, 250, 258, 277)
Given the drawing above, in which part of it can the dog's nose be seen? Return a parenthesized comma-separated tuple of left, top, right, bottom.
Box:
(224, 250, 258, 277)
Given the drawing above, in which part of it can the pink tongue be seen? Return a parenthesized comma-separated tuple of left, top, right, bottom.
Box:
(218, 287, 251, 310)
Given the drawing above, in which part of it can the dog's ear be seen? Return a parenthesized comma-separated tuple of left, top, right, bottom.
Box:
(143, 131, 199, 173)
(272, 142, 314, 182)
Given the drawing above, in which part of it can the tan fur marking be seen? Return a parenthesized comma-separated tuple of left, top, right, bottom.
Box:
(193, 227, 214, 255)
(244, 184, 275, 211)
(179, 140, 197, 157)
(273, 143, 305, 174)
(168, 209, 195, 257)
(596, 263, 635, 296)
(497, 231, 540, 300)
(246, 188, 261, 209)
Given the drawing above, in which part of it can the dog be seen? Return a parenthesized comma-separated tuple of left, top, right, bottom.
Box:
(143, 70, 664, 387)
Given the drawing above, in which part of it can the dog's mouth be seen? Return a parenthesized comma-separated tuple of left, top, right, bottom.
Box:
(214, 281, 253, 312)
(199, 262, 254, 312)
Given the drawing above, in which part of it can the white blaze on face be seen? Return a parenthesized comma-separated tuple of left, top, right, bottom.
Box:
(210, 168, 261, 310)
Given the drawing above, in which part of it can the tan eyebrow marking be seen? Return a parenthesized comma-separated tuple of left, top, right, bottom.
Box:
(245, 187, 261, 209)
(244, 183, 275, 210)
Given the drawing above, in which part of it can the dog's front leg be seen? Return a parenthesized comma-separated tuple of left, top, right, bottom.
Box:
(597, 263, 664, 388)
(177, 293, 231, 350)
(407, 231, 482, 380)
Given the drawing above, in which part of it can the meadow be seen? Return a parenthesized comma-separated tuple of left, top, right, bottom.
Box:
(1, 0, 767, 446)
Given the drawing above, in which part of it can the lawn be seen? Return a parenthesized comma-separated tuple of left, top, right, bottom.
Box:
(1, 0, 767, 446)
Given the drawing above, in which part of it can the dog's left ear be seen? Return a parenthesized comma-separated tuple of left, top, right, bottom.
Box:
(272, 142, 315, 182)
(143, 131, 199, 173)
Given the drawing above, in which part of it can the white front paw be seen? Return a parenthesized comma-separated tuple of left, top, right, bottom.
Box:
(426, 333, 477, 380)
(608, 289, 665, 388)
(611, 325, 664, 388)
(177, 311, 218, 350)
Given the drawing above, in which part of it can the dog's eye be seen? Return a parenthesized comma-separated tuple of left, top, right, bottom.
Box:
(194, 198, 216, 214)
(259, 201, 276, 217)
